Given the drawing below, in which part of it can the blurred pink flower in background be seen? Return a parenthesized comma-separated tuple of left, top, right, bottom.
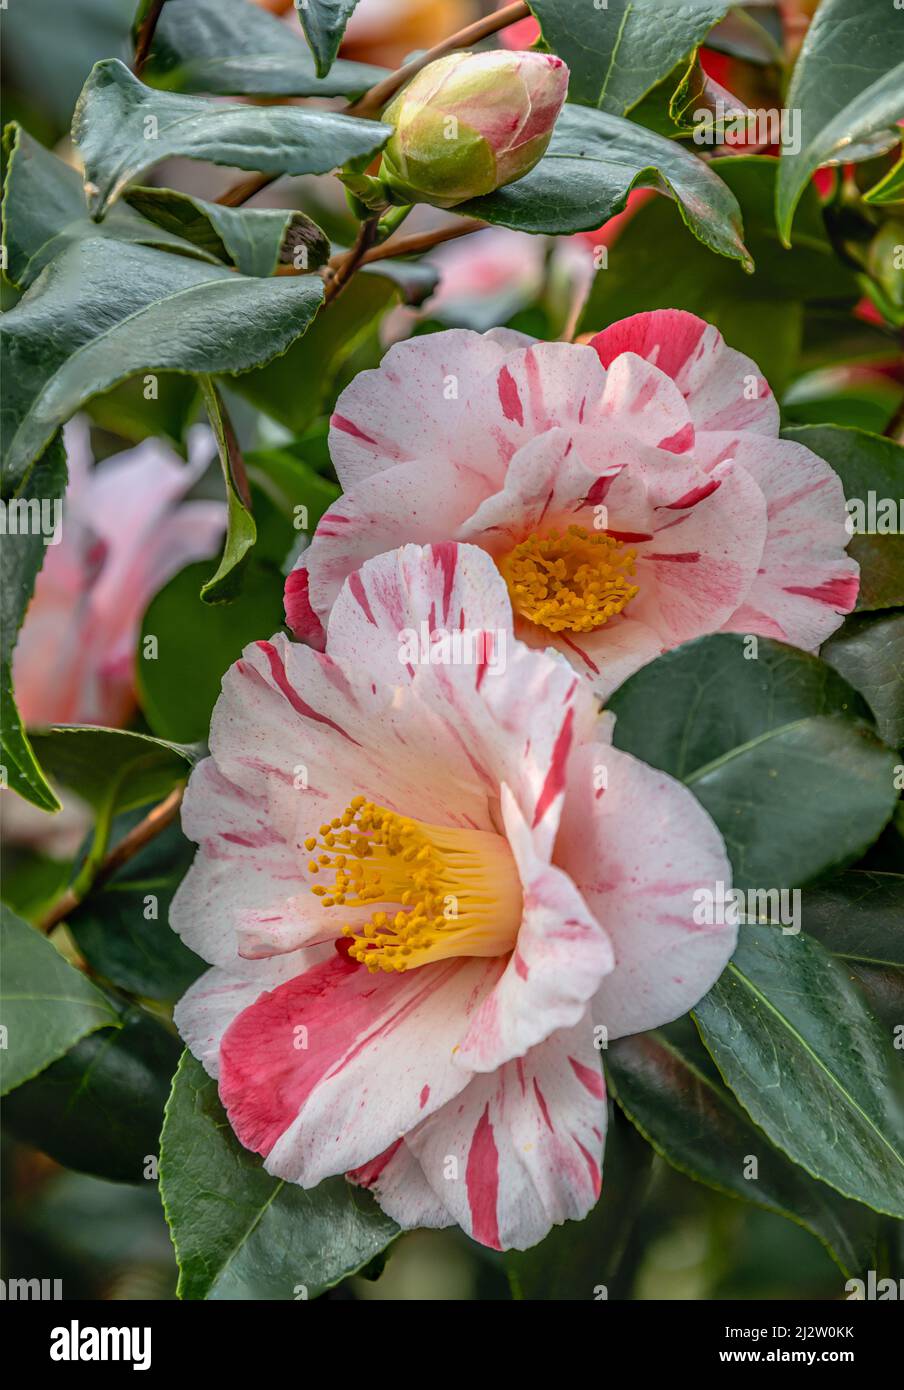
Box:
(14, 419, 225, 729)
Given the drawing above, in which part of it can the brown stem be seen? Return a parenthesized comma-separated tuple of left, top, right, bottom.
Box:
(40, 787, 184, 934)
(347, 1, 532, 118)
(321, 216, 380, 305)
(352, 217, 486, 268)
(132, 0, 167, 77)
(216, 171, 278, 207)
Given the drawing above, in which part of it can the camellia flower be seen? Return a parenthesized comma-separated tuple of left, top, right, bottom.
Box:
(14, 418, 225, 727)
(171, 541, 735, 1249)
(286, 311, 859, 699)
(379, 49, 569, 209)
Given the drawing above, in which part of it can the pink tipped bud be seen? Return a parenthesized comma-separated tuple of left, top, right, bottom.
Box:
(379, 49, 569, 209)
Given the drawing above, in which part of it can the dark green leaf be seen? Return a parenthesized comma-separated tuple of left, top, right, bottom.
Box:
(85, 372, 200, 450)
(138, 559, 286, 743)
(608, 1018, 879, 1278)
(27, 726, 197, 817)
(73, 59, 390, 219)
(529, 0, 727, 113)
(295, 0, 361, 79)
(124, 186, 331, 277)
(245, 448, 341, 538)
(803, 868, 904, 1037)
(229, 271, 396, 433)
(67, 814, 203, 1002)
(695, 924, 904, 1217)
(609, 634, 899, 889)
(782, 424, 904, 612)
(802, 869, 904, 970)
(822, 609, 904, 748)
(579, 157, 857, 393)
(0, 0, 134, 128)
(1, 124, 217, 292)
(160, 1051, 399, 1299)
(461, 103, 751, 266)
(777, 0, 904, 243)
(197, 377, 256, 602)
(864, 153, 904, 206)
(3, 999, 183, 1182)
(705, 8, 783, 65)
(144, 0, 385, 96)
(0, 434, 67, 811)
(0, 902, 118, 1095)
(1, 238, 323, 495)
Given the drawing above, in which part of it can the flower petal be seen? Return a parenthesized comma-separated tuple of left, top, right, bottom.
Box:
(697, 433, 859, 647)
(407, 1015, 606, 1250)
(556, 742, 736, 1039)
(329, 328, 531, 490)
(218, 950, 503, 1185)
(457, 784, 614, 1072)
(591, 309, 778, 435)
(348, 1140, 455, 1231)
(302, 458, 491, 628)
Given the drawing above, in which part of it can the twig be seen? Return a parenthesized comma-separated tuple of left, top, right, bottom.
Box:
(347, 1, 532, 118)
(321, 216, 380, 305)
(216, 171, 278, 207)
(40, 787, 185, 934)
(132, 0, 167, 77)
(351, 217, 487, 268)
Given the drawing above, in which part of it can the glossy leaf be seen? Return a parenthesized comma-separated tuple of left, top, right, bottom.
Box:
(782, 424, 904, 612)
(579, 157, 858, 393)
(461, 103, 751, 266)
(67, 813, 204, 1002)
(138, 559, 287, 743)
(1, 124, 215, 292)
(608, 1019, 879, 1278)
(228, 271, 398, 434)
(197, 377, 256, 602)
(124, 187, 331, 278)
(26, 726, 197, 818)
(144, 0, 385, 96)
(802, 868, 904, 1037)
(864, 153, 904, 206)
(0, 435, 67, 811)
(777, 0, 904, 243)
(160, 1051, 399, 1299)
(0, 903, 118, 1096)
(1, 238, 324, 494)
(822, 609, 904, 749)
(609, 634, 899, 889)
(295, 0, 361, 79)
(529, 0, 727, 114)
(72, 59, 391, 218)
(695, 924, 904, 1217)
(2, 1000, 183, 1183)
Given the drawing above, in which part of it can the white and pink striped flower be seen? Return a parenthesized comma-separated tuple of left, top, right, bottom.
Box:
(286, 311, 859, 699)
(14, 419, 225, 728)
(172, 541, 735, 1250)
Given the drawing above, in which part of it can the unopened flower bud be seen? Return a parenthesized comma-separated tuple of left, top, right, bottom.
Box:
(379, 49, 569, 209)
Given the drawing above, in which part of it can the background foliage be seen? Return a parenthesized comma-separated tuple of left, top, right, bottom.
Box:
(1, 0, 902, 1301)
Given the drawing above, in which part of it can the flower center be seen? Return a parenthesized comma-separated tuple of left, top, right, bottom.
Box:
(305, 797, 522, 973)
(498, 524, 639, 634)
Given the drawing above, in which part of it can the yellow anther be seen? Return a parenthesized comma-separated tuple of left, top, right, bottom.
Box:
(498, 524, 639, 634)
(302, 798, 523, 973)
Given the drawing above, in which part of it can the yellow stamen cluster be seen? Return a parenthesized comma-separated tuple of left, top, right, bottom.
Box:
(499, 524, 639, 634)
(306, 797, 522, 973)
